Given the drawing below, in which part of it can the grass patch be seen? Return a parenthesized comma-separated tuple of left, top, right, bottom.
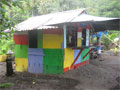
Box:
(0, 83, 12, 88)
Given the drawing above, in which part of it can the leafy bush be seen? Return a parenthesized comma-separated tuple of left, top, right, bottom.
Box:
(0, 34, 14, 55)
(101, 31, 120, 50)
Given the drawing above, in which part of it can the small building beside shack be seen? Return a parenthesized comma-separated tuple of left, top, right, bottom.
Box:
(12, 9, 120, 74)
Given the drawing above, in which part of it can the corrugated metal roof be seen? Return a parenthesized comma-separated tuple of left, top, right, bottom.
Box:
(14, 8, 120, 32)
(15, 9, 86, 31)
(15, 15, 53, 31)
(44, 9, 86, 25)
(71, 14, 118, 22)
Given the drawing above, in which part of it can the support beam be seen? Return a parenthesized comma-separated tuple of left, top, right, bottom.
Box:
(63, 25, 67, 48)
(86, 29, 90, 46)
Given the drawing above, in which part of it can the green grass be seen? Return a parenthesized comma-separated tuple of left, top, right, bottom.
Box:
(0, 83, 12, 88)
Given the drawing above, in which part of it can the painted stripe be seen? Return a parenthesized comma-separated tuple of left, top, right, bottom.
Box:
(70, 60, 89, 69)
(64, 60, 89, 72)
(83, 48, 93, 59)
(15, 58, 28, 72)
(74, 49, 81, 65)
(13, 35, 28, 45)
(64, 67, 69, 72)
(15, 45, 28, 58)
(43, 34, 63, 49)
(86, 24, 91, 29)
(77, 27, 82, 32)
(64, 48, 74, 68)
(71, 48, 83, 66)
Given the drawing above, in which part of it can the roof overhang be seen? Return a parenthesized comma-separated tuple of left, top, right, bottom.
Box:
(47, 14, 120, 32)
(70, 14, 120, 31)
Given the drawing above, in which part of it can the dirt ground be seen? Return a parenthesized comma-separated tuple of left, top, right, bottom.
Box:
(0, 51, 120, 90)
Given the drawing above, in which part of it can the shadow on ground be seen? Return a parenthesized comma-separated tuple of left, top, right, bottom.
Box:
(0, 72, 80, 90)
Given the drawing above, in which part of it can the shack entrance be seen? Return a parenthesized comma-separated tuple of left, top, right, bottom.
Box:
(28, 30, 38, 48)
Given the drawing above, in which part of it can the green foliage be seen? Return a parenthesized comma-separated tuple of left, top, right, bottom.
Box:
(0, 34, 14, 55)
(0, 0, 15, 31)
(101, 31, 120, 50)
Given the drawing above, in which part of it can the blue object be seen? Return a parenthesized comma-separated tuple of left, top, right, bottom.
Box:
(96, 32, 103, 38)
(92, 34, 96, 38)
(104, 31, 108, 35)
(97, 46, 102, 50)
(74, 50, 81, 65)
(28, 48, 44, 74)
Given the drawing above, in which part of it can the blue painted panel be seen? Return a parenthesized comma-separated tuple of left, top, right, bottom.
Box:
(28, 60, 43, 73)
(74, 50, 81, 65)
(28, 48, 44, 74)
(28, 48, 44, 56)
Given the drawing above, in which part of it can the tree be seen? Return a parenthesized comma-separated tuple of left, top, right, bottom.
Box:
(0, 0, 120, 54)
(0, 0, 10, 31)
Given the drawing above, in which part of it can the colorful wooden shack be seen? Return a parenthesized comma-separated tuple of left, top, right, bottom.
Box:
(14, 25, 91, 74)
(13, 9, 120, 74)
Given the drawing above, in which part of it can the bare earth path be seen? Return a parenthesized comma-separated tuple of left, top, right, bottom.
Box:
(0, 51, 120, 90)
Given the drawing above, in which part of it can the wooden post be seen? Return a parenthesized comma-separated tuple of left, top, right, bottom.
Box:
(77, 27, 82, 47)
(86, 29, 90, 46)
(63, 25, 67, 48)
